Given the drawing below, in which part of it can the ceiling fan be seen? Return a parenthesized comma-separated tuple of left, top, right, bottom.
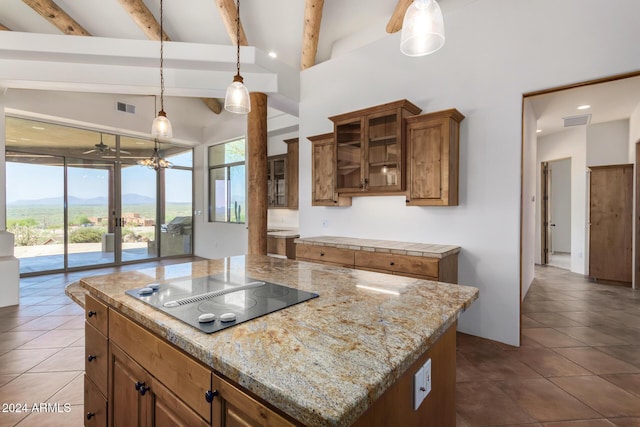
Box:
(83, 133, 130, 155)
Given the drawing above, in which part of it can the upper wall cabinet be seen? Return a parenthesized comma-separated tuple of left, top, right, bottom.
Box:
(284, 138, 299, 209)
(267, 154, 287, 208)
(405, 109, 465, 206)
(308, 132, 352, 207)
(329, 100, 421, 194)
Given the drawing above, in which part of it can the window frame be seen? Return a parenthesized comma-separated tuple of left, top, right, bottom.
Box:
(208, 138, 246, 224)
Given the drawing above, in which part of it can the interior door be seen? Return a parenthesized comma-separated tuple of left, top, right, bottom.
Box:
(589, 164, 633, 284)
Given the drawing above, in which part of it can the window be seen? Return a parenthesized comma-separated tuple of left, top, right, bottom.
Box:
(208, 139, 246, 223)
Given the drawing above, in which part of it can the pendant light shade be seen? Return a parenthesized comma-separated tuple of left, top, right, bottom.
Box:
(225, 75, 251, 114)
(151, 0, 172, 138)
(151, 110, 172, 139)
(224, 0, 251, 114)
(400, 0, 445, 57)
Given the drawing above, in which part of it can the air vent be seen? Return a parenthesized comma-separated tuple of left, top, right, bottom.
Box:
(563, 114, 591, 127)
(116, 101, 136, 114)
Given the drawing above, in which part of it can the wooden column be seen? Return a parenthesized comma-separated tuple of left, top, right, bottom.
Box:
(247, 92, 268, 255)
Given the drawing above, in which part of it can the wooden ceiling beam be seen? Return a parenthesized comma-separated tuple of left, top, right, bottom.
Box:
(386, 0, 413, 33)
(301, 0, 324, 70)
(0, 23, 10, 31)
(118, 0, 221, 114)
(116, 0, 167, 41)
(215, 0, 248, 46)
(22, 0, 91, 36)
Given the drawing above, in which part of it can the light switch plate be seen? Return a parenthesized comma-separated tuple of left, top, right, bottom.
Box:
(413, 358, 431, 410)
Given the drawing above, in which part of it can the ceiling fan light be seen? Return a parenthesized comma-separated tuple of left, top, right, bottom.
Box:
(151, 110, 173, 139)
(400, 0, 445, 57)
(224, 75, 251, 114)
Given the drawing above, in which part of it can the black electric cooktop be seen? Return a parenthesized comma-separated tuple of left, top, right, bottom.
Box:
(125, 274, 318, 334)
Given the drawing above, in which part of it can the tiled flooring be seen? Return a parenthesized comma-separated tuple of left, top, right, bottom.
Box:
(456, 266, 640, 427)
(1, 262, 638, 426)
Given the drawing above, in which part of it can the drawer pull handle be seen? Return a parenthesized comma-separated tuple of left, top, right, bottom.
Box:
(320, 252, 325, 256)
(86, 412, 95, 420)
(87, 310, 96, 317)
(205, 389, 219, 403)
(87, 355, 96, 362)
(390, 262, 395, 266)
(135, 381, 149, 396)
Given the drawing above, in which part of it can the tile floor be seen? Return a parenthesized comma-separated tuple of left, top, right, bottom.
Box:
(0, 262, 638, 426)
(456, 266, 640, 427)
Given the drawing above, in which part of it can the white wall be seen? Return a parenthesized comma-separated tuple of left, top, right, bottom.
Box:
(537, 128, 587, 275)
(549, 159, 572, 254)
(587, 119, 630, 167)
(630, 103, 640, 288)
(299, 0, 640, 345)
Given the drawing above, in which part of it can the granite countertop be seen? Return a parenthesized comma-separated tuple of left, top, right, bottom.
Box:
(78, 255, 477, 427)
(267, 227, 300, 238)
(295, 236, 460, 258)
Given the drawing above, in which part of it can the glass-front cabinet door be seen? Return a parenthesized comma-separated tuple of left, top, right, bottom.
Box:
(366, 111, 403, 192)
(267, 155, 287, 207)
(335, 118, 363, 192)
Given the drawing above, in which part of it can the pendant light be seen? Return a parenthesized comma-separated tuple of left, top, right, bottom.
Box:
(224, 0, 251, 114)
(137, 139, 173, 170)
(400, 0, 445, 57)
(151, 0, 173, 138)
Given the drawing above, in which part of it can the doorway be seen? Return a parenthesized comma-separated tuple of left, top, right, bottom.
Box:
(5, 116, 194, 276)
(541, 158, 572, 270)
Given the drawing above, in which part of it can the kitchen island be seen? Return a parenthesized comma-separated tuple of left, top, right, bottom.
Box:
(79, 255, 478, 426)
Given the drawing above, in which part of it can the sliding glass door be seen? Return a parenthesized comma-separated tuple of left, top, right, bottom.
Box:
(5, 117, 194, 276)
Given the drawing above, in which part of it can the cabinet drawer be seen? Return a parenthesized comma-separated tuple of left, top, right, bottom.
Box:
(296, 244, 355, 266)
(85, 294, 108, 337)
(109, 310, 212, 422)
(84, 375, 107, 427)
(355, 251, 439, 278)
(85, 323, 108, 397)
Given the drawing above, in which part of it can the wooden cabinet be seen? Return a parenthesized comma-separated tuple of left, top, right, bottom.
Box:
(284, 138, 299, 209)
(267, 155, 287, 208)
(329, 100, 421, 194)
(296, 239, 458, 283)
(405, 109, 464, 206)
(85, 303, 298, 427)
(212, 374, 295, 427)
(267, 235, 296, 259)
(85, 294, 109, 427)
(308, 132, 351, 206)
(589, 164, 633, 284)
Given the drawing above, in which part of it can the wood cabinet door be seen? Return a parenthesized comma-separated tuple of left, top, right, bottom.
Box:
(152, 377, 209, 427)
(405, 109, 463, 206)
(109, 344, 152, 427)
(589, 164, 633, 284)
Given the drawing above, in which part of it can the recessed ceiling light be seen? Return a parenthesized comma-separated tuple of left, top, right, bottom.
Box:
(577, 104, 591, 110)
(31, 126, 45, 130)
(536, 129, 542, 133)
(268, 51, 277, 59)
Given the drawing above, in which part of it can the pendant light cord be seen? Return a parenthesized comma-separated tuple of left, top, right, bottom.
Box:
(235, 0, 241, 77)
(159, 0, 165, 112)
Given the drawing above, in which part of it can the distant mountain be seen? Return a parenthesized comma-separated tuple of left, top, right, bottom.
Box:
(8, 193, 157, 206)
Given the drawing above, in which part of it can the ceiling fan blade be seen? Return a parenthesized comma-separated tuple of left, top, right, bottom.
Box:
(120, 149, 131, 155)
(83, 149, 96, 154)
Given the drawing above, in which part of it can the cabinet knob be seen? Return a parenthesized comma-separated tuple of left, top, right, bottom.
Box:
(205, 389, 219, 403)
(320, 252, 325, 256)
(86, 412, 95, 420)
(390, 262, 395, 266)
(135, 381, 149, 395)
(87, 310, 96, 317)
(87, 355, 96, 362)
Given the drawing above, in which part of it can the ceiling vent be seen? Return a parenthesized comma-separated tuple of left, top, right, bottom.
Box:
(116, 101, 136, 114)
(563, 114, 591, 128)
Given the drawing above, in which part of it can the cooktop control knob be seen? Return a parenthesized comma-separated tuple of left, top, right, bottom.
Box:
(198, 313, 216, 323)
(149, 283, 160, 291)
(220, 312, 237, 322)
(138, 287, 154, 296)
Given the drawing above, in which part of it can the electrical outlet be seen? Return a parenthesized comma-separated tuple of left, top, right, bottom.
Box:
(413, 358, 431, 410)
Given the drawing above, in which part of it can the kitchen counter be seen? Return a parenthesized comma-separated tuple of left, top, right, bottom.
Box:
(295, 236, 460, 259)
(79, 255, 478, 426)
